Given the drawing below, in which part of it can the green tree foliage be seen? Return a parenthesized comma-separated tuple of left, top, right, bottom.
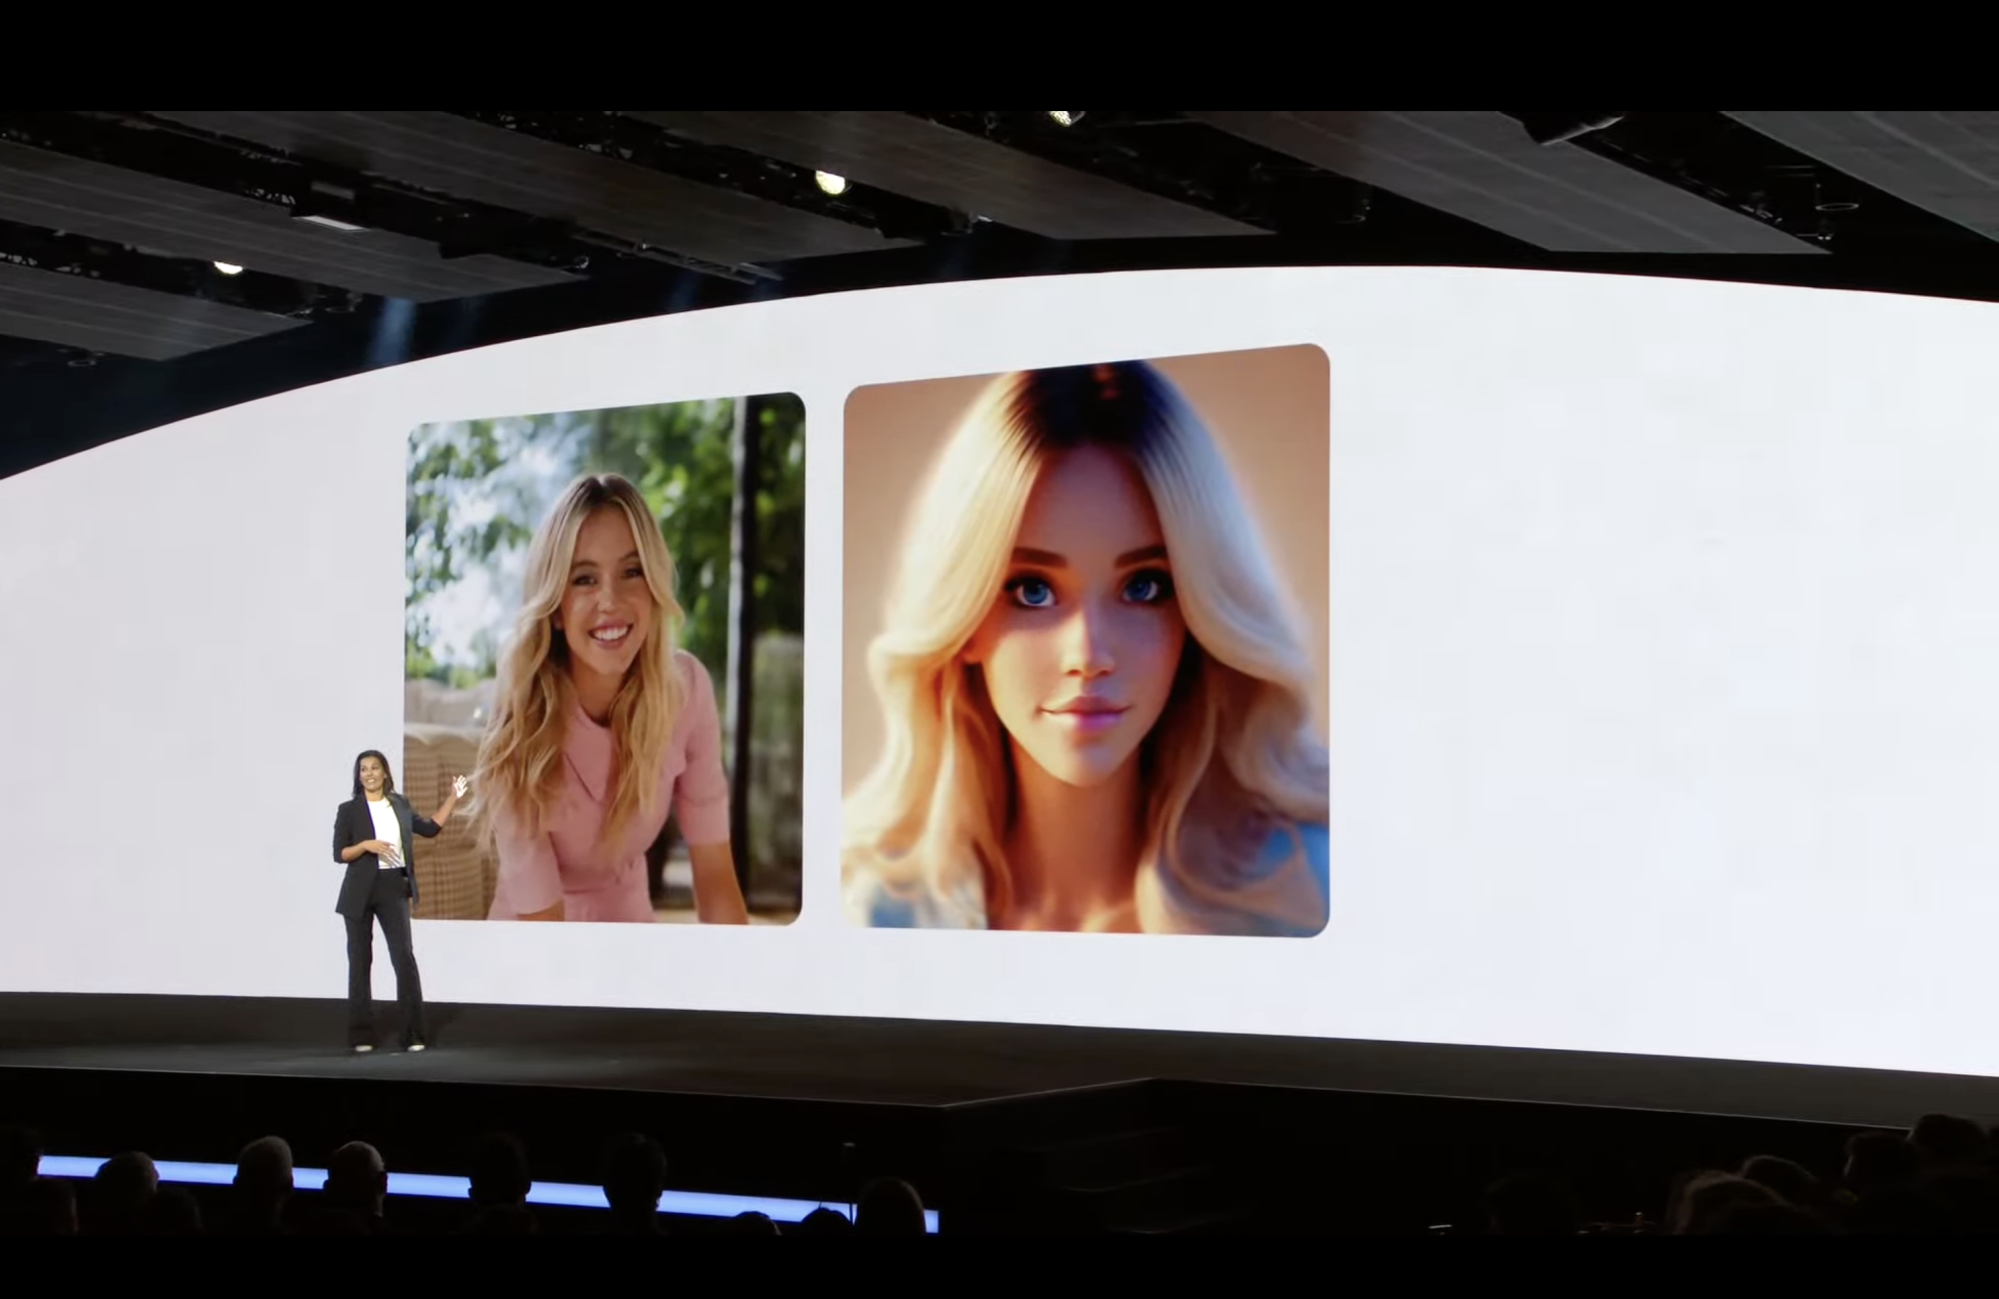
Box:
(749, 630, 803, 899)
(753, 395, 807, 640)
(407, 417, 536, 680)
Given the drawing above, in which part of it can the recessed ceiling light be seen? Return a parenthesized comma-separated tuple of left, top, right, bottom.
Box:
(814, 171, 848, 197)
(213, 262, 244, 276)
(296, 213, 367, 233)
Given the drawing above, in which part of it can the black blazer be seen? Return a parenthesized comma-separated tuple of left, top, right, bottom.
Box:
(331, 793, 440, 918)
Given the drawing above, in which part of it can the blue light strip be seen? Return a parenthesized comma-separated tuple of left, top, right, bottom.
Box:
(37, 1155, 938, 1232)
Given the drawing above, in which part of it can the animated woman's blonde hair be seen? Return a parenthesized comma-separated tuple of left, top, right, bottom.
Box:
(842, 361, 1327, 935)
(475, 473, 687, 849)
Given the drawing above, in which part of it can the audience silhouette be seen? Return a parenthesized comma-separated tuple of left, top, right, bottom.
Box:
(855, 1177, 928, 1236)
(463, 1133, 537, 1236)
(8, 1106, 1995, 1235)
(309, 1141, 392, 1237)
(84, 1151, 156, 1237)
(600, 1133, 669, 1237)
(222, 1136, 294, 1237)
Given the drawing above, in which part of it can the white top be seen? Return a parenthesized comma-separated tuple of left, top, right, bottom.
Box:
(366, 796, 402, 869)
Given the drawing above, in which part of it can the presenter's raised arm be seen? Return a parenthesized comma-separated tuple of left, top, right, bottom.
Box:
(418, 775, 471, 835)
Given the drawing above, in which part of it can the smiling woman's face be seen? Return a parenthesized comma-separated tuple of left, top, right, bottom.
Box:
(358, 755, 388, 796)
(555, 505, 656, 686)
(965, 446, 1188, 789)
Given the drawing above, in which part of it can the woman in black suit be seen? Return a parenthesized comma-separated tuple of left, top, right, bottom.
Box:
(331, 750, 467, 1054)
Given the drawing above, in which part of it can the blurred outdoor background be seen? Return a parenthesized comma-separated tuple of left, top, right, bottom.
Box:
(404, 393, 805, 925)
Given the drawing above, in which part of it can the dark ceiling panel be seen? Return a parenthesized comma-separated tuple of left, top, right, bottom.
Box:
(1186, 111, 1822, 254)
(0, 140, 566, 303)
(148, 110, 899, 268)
(1725, 111, 1999, 241)
(0, 260, 299, 359)
(626, 110, 1261, 241)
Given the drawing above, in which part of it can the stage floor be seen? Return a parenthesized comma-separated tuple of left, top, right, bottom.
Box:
(2, 992, 1997, 1127)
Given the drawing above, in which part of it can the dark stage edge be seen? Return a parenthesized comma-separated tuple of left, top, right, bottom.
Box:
(2, 993, 1997, 1127)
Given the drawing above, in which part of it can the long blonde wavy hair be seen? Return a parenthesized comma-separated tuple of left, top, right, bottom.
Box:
(475, 473, 687, 849)
(842, 361, 1328, 935)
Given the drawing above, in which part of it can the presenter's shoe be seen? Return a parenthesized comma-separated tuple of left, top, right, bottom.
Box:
(403, 1040, 428, 1053)
(351, 1044, 374, 1055)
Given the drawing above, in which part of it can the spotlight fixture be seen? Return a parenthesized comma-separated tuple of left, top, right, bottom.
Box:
(1523, 112, 1627, 146)
(213, 262, 244, 276)
(1049, 111, 1084, 127)
(814, 171, 849, 197)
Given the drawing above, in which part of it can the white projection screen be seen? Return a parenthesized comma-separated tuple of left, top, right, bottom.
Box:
(5, 265, 1999, 1086)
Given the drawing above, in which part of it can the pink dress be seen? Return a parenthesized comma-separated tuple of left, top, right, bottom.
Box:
(488, 650, 731, 923)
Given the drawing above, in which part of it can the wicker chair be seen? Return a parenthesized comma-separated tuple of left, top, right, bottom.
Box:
(402, 725, 495, 920)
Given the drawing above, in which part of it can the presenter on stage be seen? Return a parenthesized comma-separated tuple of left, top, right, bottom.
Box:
(474, 472, 751, 924)
(331, 751, 466, 1053)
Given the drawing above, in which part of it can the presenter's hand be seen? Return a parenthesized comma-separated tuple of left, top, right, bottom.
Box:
(362, 838, 400, 861)
(451, 775, 470, 800)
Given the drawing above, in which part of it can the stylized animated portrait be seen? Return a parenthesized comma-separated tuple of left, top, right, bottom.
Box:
(841, 345, 1331, 936)
(406, 394, 805, 925)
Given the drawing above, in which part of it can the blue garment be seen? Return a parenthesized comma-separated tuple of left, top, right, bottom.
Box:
(1260, 820, 1330, 937)
(856, 821, 1329, 935)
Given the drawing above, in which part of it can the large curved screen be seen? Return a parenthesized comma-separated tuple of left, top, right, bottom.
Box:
(4, 266, 1996, 1083)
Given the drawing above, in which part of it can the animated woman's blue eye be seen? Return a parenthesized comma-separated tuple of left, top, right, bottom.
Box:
(1123, 570, 1174, 604)
(1007, 578, 1056, 609)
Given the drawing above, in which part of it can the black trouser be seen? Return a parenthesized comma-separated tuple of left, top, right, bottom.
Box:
(345, 869, 426, 1047)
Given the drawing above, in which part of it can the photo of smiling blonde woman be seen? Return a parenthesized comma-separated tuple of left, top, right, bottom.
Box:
(474, 473, 749, 924)
(407, 395, 807, 926)
(841, 351, 1329, 936)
